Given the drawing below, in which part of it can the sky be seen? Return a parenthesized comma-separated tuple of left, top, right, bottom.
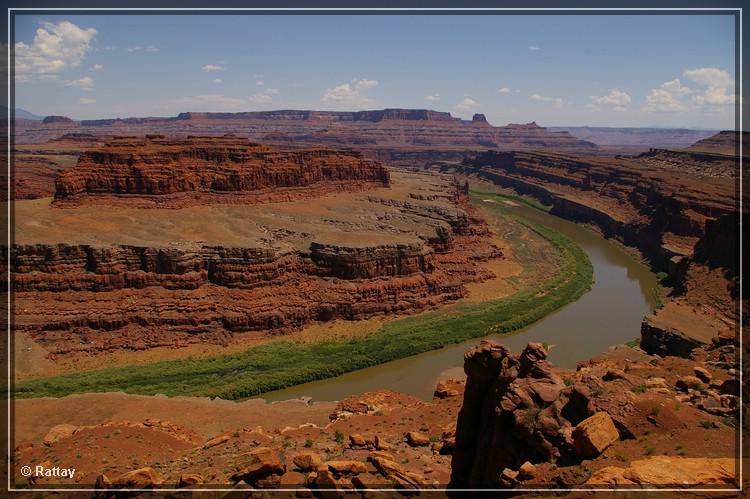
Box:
(13, 14, 737, 129)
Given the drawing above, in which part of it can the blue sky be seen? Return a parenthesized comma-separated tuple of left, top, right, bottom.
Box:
(13, 14, 737, 128)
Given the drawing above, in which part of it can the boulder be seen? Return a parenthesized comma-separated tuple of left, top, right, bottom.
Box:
(586, 456, 737, 486)
(177, 473, 203, 487)
(518, 461, 537, 480)
(675, 376, 705, 392)
(293, 452, 323, 472)
(349, 434, 367, 447)
(43, 424, 78, 446)
(720, 378, 740, 396)
(313, 469, 340, 499)
(230, 447, 286, 484)
(434, 379, 463, 398)
(572, 412, 619, 457)
(327, 460, 368, 475)
(203, 435, 230, 449)
(112, 467, 162, 488)
(405, 431, 430, 447)
(693, 366, 712, 383)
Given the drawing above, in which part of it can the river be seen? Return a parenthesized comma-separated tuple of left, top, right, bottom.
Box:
(261, 199, 658, 402)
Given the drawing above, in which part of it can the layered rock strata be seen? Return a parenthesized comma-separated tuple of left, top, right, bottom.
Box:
(453, 148, 738, 359)
(12, 169, 501, 357)
(53, 135, 391, 207)
(13, 109, 597, 158)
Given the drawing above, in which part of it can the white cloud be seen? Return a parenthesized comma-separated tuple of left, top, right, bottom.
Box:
(145, 45, 159, 53)
(201, 64, 223, 72)
(684, 67, 735, 107)
(529, 94, 564, 107)
(213, 78, 223, 84)
(425, 94, 440, 102)
(528, 45, 541, 51)
(266, 88, 279, 94)
(589, 88, 631, 111)
(497, 87, 511, 94)
(644, 78, 691, 112)
(322, 78, 379, 109)
(529, 94, 551, 102)
(249, 92, 274, 105)
(255, 80, 264, 86)
(64, 75, 94, 90)
(683, 67, 733, 89)
(455, 97, 479, 111)
(78, 97, 96, 104)
(15, 20, 97, 81)
(90, 63, 103, 71)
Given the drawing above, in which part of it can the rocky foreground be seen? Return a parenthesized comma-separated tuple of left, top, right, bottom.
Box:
(13, 338, 739, 493)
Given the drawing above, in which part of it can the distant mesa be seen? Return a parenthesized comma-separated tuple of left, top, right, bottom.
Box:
(14, 108, 598, 155)
(471, 113, 489, 125)
(687, 130, 750, 156)
(53, 135, 391, 208)
(42, 115, 74, 124)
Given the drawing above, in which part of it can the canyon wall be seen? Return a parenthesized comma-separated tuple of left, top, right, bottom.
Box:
(53, 135, 390, 207)
(453, 145, 738, 358)
(13, 161, 501, 357)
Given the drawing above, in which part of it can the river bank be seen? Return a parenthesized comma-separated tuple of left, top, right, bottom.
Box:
(15, 190, 594, 400)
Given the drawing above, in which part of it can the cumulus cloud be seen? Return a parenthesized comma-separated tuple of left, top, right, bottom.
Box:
(90, 63, 103, 71)
(322, 78, 379, 109)
(201, 64, 223, 72)
(497, 87, 511, 94)
(684, 67, 735, 107)
(644, 78, 691, 112)
(528, 45, 541, 51)
(64, 75, 94, 90)
(425, 94, 440, 102)
(78, 97, 96, 104)
(15, 20, 97, 81)
(529, 94, 564, 107)
(266, 88, 279, 94)
(588, 88, 631, 111)
(455, 97, 479, 110)
(213, 78, 222, 84)
(255, 80, 264, 86)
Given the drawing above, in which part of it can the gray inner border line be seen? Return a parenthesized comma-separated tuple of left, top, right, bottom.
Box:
(5, 5, 744, 493)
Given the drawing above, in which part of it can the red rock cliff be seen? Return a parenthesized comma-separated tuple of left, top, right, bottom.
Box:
(53, 135, 390, 207)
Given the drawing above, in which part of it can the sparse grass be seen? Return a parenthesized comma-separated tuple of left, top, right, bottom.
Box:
(644, 445, 656, 456)
(625, 338, 640, 348)
(563, 377, 574, 387)
(615, 452, 629, 462)
(700, 420, 715, 429)
(14, 192, 593, 400)
(304, 438, 314, 448)
(334, 430, 344, 445)
(632, 384, 647, 395)
(649, 407, 661, 417)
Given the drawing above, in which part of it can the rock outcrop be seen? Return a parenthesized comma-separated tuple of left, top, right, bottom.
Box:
(586, 456, 737, 487)
(450, 341, 602, 488)
(53, 135, 390, 207)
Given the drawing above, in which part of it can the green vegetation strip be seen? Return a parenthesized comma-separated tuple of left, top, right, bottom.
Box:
(14, 192, 593, 400)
